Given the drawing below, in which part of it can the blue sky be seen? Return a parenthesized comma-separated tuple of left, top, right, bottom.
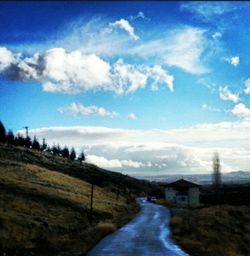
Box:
(1, 2, 250, 176)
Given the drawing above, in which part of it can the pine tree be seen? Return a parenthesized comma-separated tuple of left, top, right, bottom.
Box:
(15, 133, 25, 146)
(41, 138, 47, 151)
(0, 121, 6, 142)
(78, 150, 85, 163)
(6, 130, 15, 145)
(32, 136, 40, 150)
(61, 146, 70, 158)
(69, 147, 76, 161)
(52, 144, 60, 155)
(24, 136, 32, 148)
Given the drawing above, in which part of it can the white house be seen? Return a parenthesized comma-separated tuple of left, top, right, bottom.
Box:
(165, 179, 200, 206)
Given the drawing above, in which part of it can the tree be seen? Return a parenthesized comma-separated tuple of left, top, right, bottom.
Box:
(41, 138, 47, 151)
(213, 152, 221, 187)
(61, 146, 70, 158)
(52, 144, 61, 155)
(32, 136, 40, 150)
(0, 121, 6, 142)
(78, 150, 85, 163)
(24, 136, 32, 148)
(69, 147, 76, 161)
(213, 152, 222, 204)
(6, 130, 15, 145)
(15, 133, 25, 146)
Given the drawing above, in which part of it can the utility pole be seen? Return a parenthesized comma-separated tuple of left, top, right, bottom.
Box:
(23, 126, 29, 138)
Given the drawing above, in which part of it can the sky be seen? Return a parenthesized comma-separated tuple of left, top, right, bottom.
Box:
(1, 1, 250, 177)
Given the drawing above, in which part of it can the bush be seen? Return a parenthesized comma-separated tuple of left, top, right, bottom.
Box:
(170, 216, 183, 227)
(97, 222, 117, 236)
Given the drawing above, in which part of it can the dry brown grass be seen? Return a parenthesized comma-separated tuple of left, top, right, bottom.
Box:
(97, 222, 117, 236)
(170, 205, 250, 256)
(0, 156, 138, 255)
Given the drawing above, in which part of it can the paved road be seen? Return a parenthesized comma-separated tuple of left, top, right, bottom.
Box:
(87, 198, 188, 256)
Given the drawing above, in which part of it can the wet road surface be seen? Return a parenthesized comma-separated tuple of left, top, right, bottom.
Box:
(87, 198, 188, 256)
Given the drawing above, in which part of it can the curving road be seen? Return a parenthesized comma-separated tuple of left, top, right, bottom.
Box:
(87, 198, 188, 256)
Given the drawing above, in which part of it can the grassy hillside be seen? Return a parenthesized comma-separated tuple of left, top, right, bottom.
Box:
(0, 143, 150, 255)
(170, 205, 250, 256)
(0, 143, 162, 198)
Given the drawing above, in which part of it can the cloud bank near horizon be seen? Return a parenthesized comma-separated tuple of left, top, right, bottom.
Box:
(17, 122, 250, 176)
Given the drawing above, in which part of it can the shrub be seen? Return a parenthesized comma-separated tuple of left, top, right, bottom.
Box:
(170, 216, 183, 227)
(97, 222, 117, 236)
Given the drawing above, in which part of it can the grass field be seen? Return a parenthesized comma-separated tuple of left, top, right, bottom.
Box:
(0, 144, 140, 255)
(170, 205, 250, 256)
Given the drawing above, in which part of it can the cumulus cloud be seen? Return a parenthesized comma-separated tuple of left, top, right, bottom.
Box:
(20, 122, 250, 176)
(219, 86, 239, 103)
(112, 59, 174, 94)
(110, 18, 139, 40)
(225, 56, 240, 67)
(231, 103, 250, 120)
(244, 78, 250, 94)
(202, 104, 221, 112)
(0, 47, 16, 71)
(58, 102, 118, 118)
(146, 65, 174, 91)
(112, 59, 147, 94)
(0, 47, 174, 95)
(128, 113, 137, 120)
(132, 27, 210, 74)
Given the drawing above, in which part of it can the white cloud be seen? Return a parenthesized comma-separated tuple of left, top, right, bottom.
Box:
(58, 102, 118, 118)
(21, 122, 250, 176)
(86, 155, 146, 169)
(128, 113, 137, 120)
(181, 2, 238, 21)
(130, 11, 149, 21)
(132, 27, 210, 74)
(202, 104, 220, 112)
(41, 48, 111, 93)
(112, 59, 174, 94)
(244, 78, 250, 94)
(112, 59, 147, 94)
(225, 56, 240, 67)
(212, 32, 222, 39)
(146, 65, 174, 92)
(0, 47, 16, 71)
(0, 48, 174, 95)
(219, 86, 239, 103)
(231, 103, 250, 120)
(110, 18, 139, 41)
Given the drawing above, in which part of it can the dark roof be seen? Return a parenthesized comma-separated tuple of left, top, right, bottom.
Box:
(166, 179, 200, 188)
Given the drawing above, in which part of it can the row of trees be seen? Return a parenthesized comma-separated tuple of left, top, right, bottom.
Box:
(0, 121, 85, 162)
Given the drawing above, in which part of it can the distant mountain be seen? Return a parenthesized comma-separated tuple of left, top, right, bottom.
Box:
(137, 170, 250, 185)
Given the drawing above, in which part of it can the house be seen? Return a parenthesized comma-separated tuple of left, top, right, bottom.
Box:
(165, 179, 200, 206)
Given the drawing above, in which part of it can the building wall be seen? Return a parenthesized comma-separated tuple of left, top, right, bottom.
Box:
(188, 187, 200, 206)
(165, 187, 200, 206)
(165, 187, 176, 202)
(176, 194, 188, 205)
